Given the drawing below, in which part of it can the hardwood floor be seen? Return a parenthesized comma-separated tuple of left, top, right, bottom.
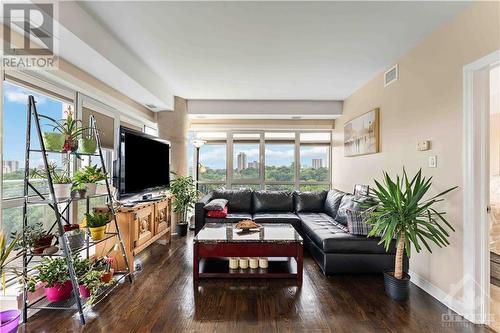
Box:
(22, 233, 492, 333)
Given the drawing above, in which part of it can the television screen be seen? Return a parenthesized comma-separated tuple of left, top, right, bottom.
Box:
(117, 127, 170, 198)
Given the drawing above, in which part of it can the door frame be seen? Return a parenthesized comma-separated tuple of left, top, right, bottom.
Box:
(463, 49, 500, 325)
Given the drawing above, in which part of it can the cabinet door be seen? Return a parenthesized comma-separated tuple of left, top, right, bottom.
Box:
(155, 200, 170, 235)
(133, 206, 154, 247)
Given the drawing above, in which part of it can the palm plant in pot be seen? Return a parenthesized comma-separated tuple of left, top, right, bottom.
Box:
(73, 165, 107, 196)
(30, 162, 72, 200)
(1, 231, 21, 333)
(169, 172, 198, 237)
(363, 168, 457, 301)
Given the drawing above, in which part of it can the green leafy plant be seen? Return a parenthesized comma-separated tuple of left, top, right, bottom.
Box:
(363, 168, 457, 280)
(73, 165, 107, 184)
(169, 172, 198, 223)
(85, 212, 110, 228)
(1, 230, 19, 291)
(72, 253, 91, 282)
(26, 257, 69, 292)
(80, 270, 108, 305)
(11, 222, 53, 249)
(40, 110, 86, 142)
(30, 162, 72, 184)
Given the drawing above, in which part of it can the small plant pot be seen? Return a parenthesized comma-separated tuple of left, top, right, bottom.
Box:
(66, 232, 85, 251)
(62, 138, 78, 153)
(32, 235, 54, 254)
(0, 309, 21, 333)
(176, 222, 188, 236)
(63, 224, 80, 232)
(44, 280, 73, 302)
(79, 285, 91, 298)
(53, 184, 72, 200)
(101, 269, 114, 283)
(78, 138, 97, 154)
(383, 271, 410, 301)
(89, 226, 107, 241)
(42, 132, 64, 151)
(85, 183, 97, 196)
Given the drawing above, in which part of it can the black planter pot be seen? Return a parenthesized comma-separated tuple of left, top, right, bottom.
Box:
(383, 271, 410, 301)
(176, 222, 188, 237)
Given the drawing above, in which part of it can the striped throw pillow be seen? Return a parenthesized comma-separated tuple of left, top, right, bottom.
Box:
(346, 209, 373, 236)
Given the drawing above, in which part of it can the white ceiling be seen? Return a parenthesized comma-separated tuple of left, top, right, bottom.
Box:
(77, 1, 470, 101)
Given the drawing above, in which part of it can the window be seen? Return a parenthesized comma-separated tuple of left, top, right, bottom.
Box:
(199, 144, 226, 182)
(195, 131, 332, 193)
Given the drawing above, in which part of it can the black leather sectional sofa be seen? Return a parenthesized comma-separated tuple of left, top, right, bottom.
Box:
(195, 189, 407, 275)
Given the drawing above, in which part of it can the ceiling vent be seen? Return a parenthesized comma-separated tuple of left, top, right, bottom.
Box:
(384, 64, 398, 87)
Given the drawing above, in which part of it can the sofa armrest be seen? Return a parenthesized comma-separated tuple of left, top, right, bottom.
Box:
(195, 192, 214, 234)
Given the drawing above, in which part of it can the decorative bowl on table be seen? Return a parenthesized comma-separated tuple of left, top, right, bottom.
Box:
(235, 220, 261, 233)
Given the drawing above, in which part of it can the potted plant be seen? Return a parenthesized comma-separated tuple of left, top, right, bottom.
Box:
(85, 211, 110, 241)
(12, 222, 54, 254)
(42, 132, 65, 151)
(40, 107, 86, 153)
(92, 255, 114, 283)
(72, 183, 87, 199)
(363, 169, 457, 301)
(0, 231, 21, 333)
(78, 129, 97, 155)
(30, 162, 72, 200)
(79, 270, 108, 305)
(26, 257, 72, 302)
(74, 165, 107, 196)
(169, 172, 198, 237)
(64, 224, 86, 251)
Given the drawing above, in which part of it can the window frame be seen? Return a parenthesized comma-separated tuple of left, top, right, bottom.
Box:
(195, 129, 332, 193)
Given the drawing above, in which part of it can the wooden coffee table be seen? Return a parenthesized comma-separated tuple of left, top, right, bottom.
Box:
(193, 223, 303, 286)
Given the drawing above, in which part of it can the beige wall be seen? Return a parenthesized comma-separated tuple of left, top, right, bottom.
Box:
(491, 113, 500, 177)
(332, 2, 500, 298)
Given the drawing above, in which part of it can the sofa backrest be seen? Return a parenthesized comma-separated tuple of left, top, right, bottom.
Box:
(324, 189, 347, 218)
(212, 189, 253, 212)
(294, 191, 327, 213)
(253, 191, 294, 213)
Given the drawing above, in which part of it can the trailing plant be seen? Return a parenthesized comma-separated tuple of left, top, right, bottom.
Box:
(85, 212, 110, 228)
(30, 162, 72, 184)
(80, 270, 108, 305)
(363, 168, 457, 280)
(92, 256, 113, 273)
(169, 172, 198, 223)
(11, 222, 53, 250)
(72, 254, 91, 282)
(25, 257, 69, 292)
(73, 165, 107, 184)
(1, 230, 19, 292)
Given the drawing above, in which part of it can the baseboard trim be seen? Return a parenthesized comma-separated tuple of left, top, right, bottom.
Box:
(409, 269, 465, 318)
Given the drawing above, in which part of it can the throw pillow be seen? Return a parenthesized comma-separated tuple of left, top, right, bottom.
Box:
(203, 198, 228, 211)
(346, 209, 373, 236)
(206, 206, 228, 218)
(334, 194, 371, 225)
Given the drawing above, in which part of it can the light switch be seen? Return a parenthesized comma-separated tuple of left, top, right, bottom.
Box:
(429, 155, 437, 168)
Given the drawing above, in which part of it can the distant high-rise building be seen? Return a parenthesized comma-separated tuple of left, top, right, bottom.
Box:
(237, 152, 247, 171)
(3, 160, 19, 173)
(312, 158, 323, 169)
(248, 161, 259, 169)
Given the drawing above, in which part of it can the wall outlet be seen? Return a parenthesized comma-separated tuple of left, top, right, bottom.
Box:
(429, 155, 437, 168)
(417, 140, 430, 151)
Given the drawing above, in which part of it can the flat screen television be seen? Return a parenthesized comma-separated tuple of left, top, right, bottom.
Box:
(116, 126, 170, 199)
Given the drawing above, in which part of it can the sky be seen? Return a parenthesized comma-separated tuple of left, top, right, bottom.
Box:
(3, 81, 65, 166)
(199, 143, 329, 169)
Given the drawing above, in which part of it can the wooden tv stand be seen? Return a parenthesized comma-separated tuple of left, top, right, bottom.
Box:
(96, 196, 172, 273)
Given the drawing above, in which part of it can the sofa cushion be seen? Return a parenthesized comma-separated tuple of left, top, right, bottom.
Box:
(334, 194, 371, 226)
(324, 189, 347, 218)
(206, 206, 228, 218)
(203, 198, 228, 211)
(294, 191, 327, 213)
(205, 213, 252, 224)
(299, 213, 395, 254)
(346, 209, 372, 236)
(253, 191, 294, 213)
(252, 212, 301, 231)
(213, 189, 252, 212)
